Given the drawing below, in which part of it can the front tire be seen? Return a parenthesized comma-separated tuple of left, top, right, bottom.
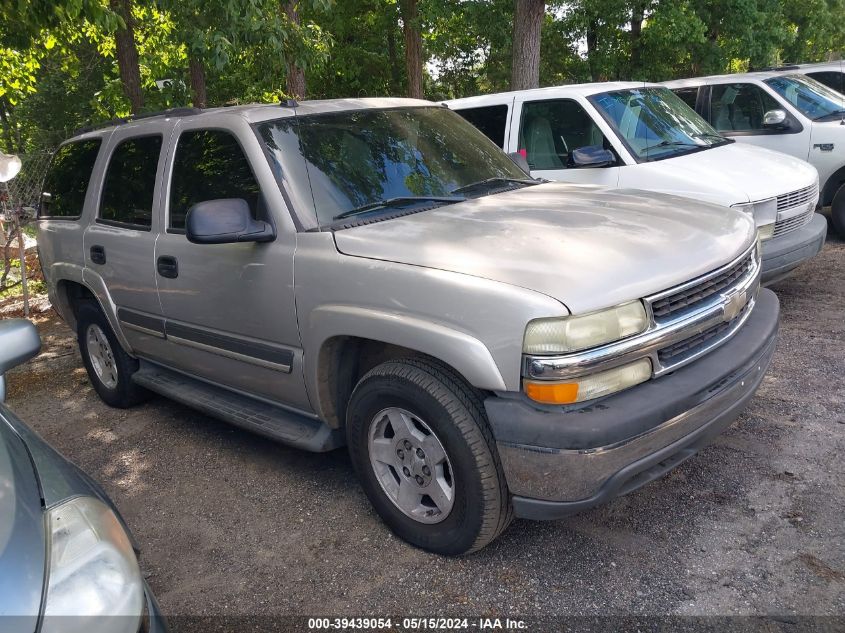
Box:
(831, 184, 845, 237)
(346, 358, 512, 555)
(76, 301, 150, 408)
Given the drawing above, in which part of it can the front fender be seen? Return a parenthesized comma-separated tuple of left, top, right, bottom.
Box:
(309, 305, 508, 393)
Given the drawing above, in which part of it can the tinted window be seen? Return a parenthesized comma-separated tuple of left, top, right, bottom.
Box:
(709, 83, 781, 132)
(99, 135, 162, 228)
(806, 71, 845, 94)
(590, 87, 727, 162)
(169, 130, 262, 230)
(765, 75, 845, 121)
(518, 99, 609, 170)
(673, 87, 699, 110)
(257, 107, 530, 227)
(455, 105, 509, 148)
(41, 139, 101, 218)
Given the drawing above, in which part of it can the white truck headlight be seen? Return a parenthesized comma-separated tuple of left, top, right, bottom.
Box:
(42, 496, 144, 633)
(732, 198, 777, 240)
(523, 301, 648, 354)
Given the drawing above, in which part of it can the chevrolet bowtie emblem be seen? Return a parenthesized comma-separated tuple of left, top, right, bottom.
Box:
(722, 290, 748, 322)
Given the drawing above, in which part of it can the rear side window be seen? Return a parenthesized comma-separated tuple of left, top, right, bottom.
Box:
(40, 139, 102, 218)
(806, 71, 845, 94)
(454, 105, 509, 148)
(99, 135, 162, 229)
(673, 87, 699, 110)
(168, 129, 262, 231)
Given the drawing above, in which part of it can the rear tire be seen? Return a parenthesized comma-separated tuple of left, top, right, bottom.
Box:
(831, 184, 845, 237)
(346, 358, 512, 555)
(76, 301, 150, 408)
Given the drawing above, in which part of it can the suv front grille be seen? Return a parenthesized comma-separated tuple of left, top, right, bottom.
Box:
(657, 301, 752, 365)
(772, 183, 818, 238)
(774, 206, 814, 237)
(650, 250, 755, 321)
(776, 184, 818, 212)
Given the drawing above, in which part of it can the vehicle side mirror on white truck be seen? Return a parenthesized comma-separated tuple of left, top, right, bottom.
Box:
(763, 109, 790, 129)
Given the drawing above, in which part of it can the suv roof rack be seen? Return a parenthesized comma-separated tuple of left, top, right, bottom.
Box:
(72, 107, 203, 136)
(758, 64, 801, 71)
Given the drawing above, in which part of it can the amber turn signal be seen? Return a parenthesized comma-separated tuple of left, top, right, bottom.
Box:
(524, 381, 579, 404)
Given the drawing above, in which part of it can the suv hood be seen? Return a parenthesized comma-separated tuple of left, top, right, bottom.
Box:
(0, 412, 45, 633)
(333, 182, 755, 314)
(630, 142, 818, 207)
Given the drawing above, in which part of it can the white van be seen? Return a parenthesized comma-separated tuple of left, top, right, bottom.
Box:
(664, 71, 845, 235)
(445, 82, 826, 284)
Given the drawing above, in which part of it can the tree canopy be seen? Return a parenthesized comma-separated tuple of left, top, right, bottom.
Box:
(1, 0, 844, 153)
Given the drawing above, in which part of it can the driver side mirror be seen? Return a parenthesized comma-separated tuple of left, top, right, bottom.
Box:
(186, 199, 276, 245)
(569, 145, 616, 168)
(0, 319, 41, 401)
(763, 109, 790, 130)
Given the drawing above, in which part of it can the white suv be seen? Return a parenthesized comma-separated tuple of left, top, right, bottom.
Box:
(664, 71, 845, 235)
(446, 82, 826, 285)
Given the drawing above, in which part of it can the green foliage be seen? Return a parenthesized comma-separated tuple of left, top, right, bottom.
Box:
(1, 0, 845, 154)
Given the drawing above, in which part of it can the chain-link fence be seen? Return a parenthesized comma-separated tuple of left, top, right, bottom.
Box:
(1, 151, 54, 316)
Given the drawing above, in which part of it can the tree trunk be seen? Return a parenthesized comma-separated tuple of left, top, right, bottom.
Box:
(399, 0, 423, 99)
(283, 1, 307, 99)
(629, 1, 647, 79)
(188, 56, 208, 108)
(510, 0, 544, 91)
(387, 20, 401, 95)
(586, 19, 600, 81)
(110, 0, 143, 114)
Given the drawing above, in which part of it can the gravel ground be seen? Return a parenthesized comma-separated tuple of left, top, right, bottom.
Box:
(4, 230, 844, 629)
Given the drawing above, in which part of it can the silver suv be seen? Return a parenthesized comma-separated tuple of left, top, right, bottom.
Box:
(36, 99, 779, 554)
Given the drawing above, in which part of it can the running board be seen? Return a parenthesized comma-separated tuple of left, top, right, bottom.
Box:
(132, 362, 344, 452)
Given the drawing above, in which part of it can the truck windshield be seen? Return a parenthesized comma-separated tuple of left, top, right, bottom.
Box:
(589, 87, 730, 162)
(764, 75, 845, 121)
(257, 106, 532, 228)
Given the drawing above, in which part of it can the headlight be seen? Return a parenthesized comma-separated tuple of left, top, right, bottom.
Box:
(523, 301, 648, 354)
(732, 198, 777, 240)
(524, 358, 652, 404)
(42, 497, 144, 633)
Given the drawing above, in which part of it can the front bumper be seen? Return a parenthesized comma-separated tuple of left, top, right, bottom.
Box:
(761, 213, 827, 285)
(484, 288, 779, 520)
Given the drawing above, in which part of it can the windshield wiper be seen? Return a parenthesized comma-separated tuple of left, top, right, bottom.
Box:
(449, 177, 537, 195)
(333, 196, 466, 221)
(640, 140, 705, 154)
(692, 132, 731, 143)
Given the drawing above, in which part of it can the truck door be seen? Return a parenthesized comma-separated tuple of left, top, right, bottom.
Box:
(153, 118, 309, 410)
(509, 96, 622, 187)
(82, 120, 173, 358)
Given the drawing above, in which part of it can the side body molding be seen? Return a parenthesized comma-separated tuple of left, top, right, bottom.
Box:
(309, 305, 508, 393)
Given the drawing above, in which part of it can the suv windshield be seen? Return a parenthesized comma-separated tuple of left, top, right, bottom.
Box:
(257, 106, 533, 228)
(764, 75, 845, 121)
(589, 87, 730, 162)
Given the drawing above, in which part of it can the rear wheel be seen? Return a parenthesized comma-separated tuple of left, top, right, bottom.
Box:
(346, 358, 512, 555)
(76, 301, 150, 408)
(831, 184, 845, 237)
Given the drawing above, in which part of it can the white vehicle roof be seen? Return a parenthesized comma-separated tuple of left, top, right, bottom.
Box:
(664, 70, 808, 87)
(445, 81, 661, 108)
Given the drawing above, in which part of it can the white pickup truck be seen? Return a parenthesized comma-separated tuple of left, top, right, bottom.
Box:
(446, 82, 826, 284)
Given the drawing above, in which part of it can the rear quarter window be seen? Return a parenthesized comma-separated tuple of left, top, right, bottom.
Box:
(454, 105, 509, 148)
(40, 139, 102, 219)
